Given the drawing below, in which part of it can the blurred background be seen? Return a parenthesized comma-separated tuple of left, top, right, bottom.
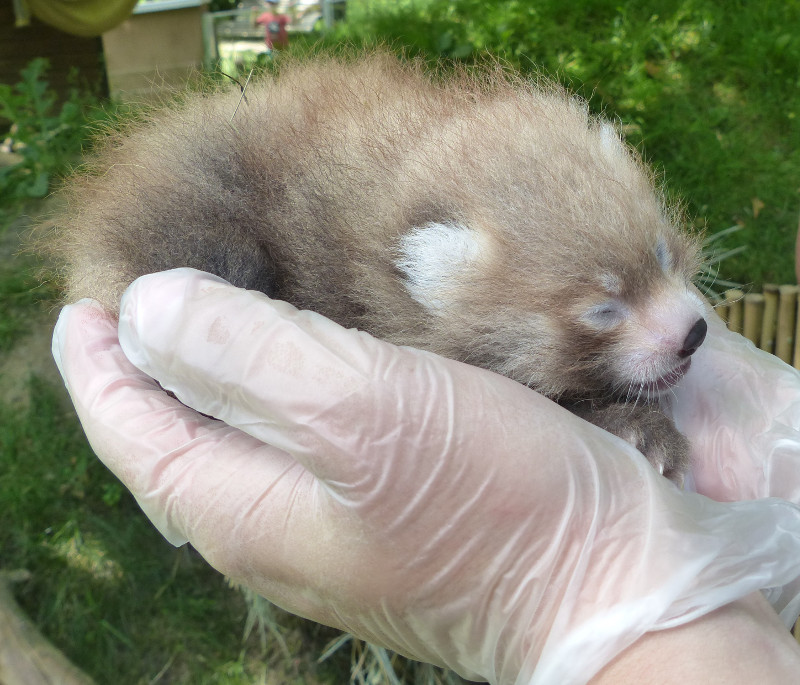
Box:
(2, 1, 799, 683)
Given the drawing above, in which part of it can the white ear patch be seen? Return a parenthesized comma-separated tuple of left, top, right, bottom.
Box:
(599, 121, 626, 158)
(655, 236, 673, 272)
(396, 221, 484, 311)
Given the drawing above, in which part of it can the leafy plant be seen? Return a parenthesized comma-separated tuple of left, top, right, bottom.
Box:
(0, 58, 105, 205)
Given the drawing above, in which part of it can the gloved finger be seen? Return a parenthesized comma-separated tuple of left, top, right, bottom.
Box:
(116, 268, 592, 509)
(52, 299, 343, 618)
(667, 312, 800, 623)
(670, 312, 800, 503)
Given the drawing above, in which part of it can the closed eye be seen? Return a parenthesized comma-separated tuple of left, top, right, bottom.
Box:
(581, 301, 629, 330)
(655, 237, 673, 272)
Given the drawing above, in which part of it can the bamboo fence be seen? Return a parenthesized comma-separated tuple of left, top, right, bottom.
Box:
(715, 285, 800, 369)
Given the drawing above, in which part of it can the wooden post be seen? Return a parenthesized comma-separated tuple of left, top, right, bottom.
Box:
(794, 295, 800, 369)
(0, 570, 96, 685)
(761, 284, 779, 354)
(742, 293, 765, 346)
(775, 286, 799, 364)
(723, 289, 745, 335)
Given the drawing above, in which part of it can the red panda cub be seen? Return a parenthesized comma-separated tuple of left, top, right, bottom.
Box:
(47, 53, 707, 482)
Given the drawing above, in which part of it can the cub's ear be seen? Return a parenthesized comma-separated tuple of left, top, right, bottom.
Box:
(395, 221, 485, 312)
(598, 120, 627, 158)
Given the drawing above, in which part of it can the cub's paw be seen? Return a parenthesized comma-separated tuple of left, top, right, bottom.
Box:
(571, 402, 690, 485)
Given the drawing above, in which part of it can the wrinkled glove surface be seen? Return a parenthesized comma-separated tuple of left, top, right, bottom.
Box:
(52, 269, 800, 685)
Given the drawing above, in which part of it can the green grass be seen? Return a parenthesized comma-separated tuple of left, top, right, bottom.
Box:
(0, 257, 47, 352)
(0, 373, 352, 682)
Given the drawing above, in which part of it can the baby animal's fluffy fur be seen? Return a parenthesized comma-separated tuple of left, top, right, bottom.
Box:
(44, 52, 707, 481)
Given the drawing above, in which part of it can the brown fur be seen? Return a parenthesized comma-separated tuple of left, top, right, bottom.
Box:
(42, 52, 704, 480)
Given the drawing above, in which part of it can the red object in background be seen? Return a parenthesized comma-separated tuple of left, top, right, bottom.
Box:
(255, 10, 289, 50)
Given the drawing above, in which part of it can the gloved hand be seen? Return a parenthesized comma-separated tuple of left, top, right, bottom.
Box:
(671, 312, 800, 504)
(52, 269, 800, 685)
(667, 311, 800, 625)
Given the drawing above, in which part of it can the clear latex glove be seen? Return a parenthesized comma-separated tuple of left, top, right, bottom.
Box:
(52, 269, 800, 685)
(671, 312, 800, 502)
(668, 311, 800, 623)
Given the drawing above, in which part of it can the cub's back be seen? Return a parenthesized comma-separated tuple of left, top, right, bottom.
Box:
(46, 53, 693, 377)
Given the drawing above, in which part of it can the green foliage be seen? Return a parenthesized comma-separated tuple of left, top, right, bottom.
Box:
(0, 256, 51, 352)
(0, 58, 106, 205)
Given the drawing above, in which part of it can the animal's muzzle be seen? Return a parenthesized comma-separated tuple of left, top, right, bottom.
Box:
(678, 318, 707, 358)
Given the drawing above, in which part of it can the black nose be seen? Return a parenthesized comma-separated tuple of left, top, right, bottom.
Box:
(678, 317, 707, 358)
